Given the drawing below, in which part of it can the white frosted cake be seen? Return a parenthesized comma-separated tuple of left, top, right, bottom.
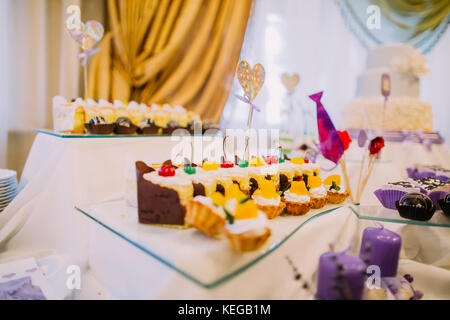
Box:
(344, 43, 433, 132)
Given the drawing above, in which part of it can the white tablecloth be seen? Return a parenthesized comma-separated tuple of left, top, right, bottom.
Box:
(0, 132, 449, 299)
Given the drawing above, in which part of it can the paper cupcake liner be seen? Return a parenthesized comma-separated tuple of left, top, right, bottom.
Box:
(223, 228, 271, 253)
(185, 201, 226, 237)
(429, 190, 449, 211)
(310, 196, 328, 209)
(327, 191, 350, 204)
(374, 189, 410, 210)
(256, 202, 286, 219)
(284, 201, 310, 215)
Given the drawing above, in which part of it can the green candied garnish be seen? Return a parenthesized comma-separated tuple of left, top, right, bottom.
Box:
(184, 165, 196, 175)
(238, 160, 249, 168)
(239, 196, 251, 204)
(330, 181, 341, 191)
(278, 157, 285, 163)
(224, 207, 234, 224)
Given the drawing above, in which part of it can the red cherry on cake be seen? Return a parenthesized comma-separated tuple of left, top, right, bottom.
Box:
(265, 156, 278, 165)
(158, 165, 176, 177)
(220, 161, 234, 168)
(304, 158, 309, 163)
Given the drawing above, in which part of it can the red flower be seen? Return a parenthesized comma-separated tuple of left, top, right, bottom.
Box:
(338, 130, 352, 150)
(369, 136, 385, 155)
(158, 165, 176, 177)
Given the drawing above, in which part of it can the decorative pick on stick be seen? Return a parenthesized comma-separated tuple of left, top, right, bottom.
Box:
(356, 136, 385, 202)
(235, 61, 265, 161)
(381, 73, 391, 132)
(65, 5, 104, 99)
(309, 91, 353, 201)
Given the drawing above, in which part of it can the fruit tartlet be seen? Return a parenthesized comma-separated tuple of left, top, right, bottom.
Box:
(323, 175, 350, 204)
(223, 196, 271, 253)
(252, 180, 285, 219)
(307, 176, 328, 209)
(283, 181, 311, 215)
(186, 192, 227, 237)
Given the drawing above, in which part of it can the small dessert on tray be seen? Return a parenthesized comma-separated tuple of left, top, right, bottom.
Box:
(282, 181, 311, 215)
(323, 175, 349, 204)
(223, 196, 271, 253)
(252, 180, 285, 219)
(374, 180, 422, 210)
(307, 176, 328, 209)
(186, 192, 227, 237)
(410, 177, 450, 210)
(395, 192, 436, 221)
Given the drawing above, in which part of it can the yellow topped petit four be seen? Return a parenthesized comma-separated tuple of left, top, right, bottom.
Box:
(202, 161, 220, 171)
(249, 157, 265, 167)
(291, 157, 305, 165)
(210, 192, 226, 207)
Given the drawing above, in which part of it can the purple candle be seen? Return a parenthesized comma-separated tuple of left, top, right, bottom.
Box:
(359, 225, 402, 277)
(316, 250, 366, 300)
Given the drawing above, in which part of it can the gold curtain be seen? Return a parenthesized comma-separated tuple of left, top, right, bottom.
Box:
(374, 0, 450, 39)
(88, 0, 252, 122)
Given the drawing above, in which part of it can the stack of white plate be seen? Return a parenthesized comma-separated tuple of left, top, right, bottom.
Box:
(0, 169, 18, 212)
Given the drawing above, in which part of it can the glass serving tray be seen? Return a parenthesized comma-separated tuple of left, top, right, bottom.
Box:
(34, 129, 217, 139)
(75, 200, 341, 289)
(350, 204, 450, 228)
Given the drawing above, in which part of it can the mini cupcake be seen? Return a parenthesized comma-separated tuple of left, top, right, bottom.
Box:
(307, 176, 328, 209)
(84, 116, 115, 135)
(323, 175, 350, 204)
(185, 192, 226, 237)
(252, 180, 285, 219)
(223, 198, 271, 253)
(137, 118, 159, 135)
(283, 181, 311, 215)
(395, 192, 436, 221)
(114, 116, 138, 135)
(411, 177, 450, 210)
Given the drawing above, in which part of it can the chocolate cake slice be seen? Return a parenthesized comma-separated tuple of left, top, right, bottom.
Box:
(135, 161, 186, 226)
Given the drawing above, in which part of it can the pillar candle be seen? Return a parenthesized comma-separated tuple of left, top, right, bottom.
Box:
(316, 250, 366, 300)
(359, 226, 402, 277)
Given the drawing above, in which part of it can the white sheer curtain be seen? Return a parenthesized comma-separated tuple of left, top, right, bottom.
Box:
(220, 0, 450, 140)
(0, 0, 106, 174)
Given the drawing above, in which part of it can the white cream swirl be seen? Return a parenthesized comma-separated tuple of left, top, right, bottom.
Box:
(225, 211, 268, 235)
(283, 191, 310, 203)
(192, 196, 224, 217)
(309, 185, 327, 198)
(252, 195, 281, 206)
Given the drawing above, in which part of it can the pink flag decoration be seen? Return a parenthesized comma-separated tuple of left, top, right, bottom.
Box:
(309, 91, 345, 164)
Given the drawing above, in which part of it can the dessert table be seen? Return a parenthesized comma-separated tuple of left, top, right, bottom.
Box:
(0, 130, 449, 299)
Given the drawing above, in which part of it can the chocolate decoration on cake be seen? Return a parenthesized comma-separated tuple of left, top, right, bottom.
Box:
(114, 117, 138, 135)
(249, 178, 258, 196)
(85, 116, 115, 135)
(162, 120, 181, 135)
(216, 184, 225, 195)
(265, 175, 271, 181)
(193, 182, 206, 197)
(395, 192, 436, 221)
(162, 159, 178, 169)
(202, 121, 219, 135)
(187, 120, 202, 135)
(138, 118, 159, 135)
(302, 174, 309, 185)
(280, 174, 290, 192)
(136, 162, 185, 226)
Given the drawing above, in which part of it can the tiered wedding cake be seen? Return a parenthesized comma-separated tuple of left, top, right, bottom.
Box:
(344, 43, 433, 132)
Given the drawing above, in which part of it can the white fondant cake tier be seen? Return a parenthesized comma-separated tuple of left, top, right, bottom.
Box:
(367, 43, 415, 69)
(357, 68, 419, 97)
(344, 97, 433, 132)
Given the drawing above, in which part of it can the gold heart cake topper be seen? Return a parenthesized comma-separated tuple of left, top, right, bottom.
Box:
(237, 61, 265, 100)
(281, 73, 300, 94)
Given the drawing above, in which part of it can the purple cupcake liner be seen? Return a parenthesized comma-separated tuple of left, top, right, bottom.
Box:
(429, 190, 449, 211)
(407, 168, 449, 182)
(374, 189, 408, 210)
